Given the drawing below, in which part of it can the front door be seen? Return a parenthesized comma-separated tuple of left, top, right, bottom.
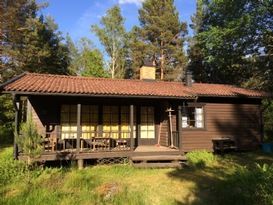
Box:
(139, 106, 156, 145)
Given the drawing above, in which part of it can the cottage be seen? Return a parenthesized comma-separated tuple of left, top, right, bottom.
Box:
(0, 64, 267, 167)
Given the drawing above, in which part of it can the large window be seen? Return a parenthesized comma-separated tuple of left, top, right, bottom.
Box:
(60, 104, 136, 139)
(140, 106, 155, 139)
(81, 105, 98, 139)
(182, 106, 204, 129)
(61, 105, 77, 139)
(103, 106, 119, 138)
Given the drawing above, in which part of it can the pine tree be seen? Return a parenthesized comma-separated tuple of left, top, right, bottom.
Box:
(0, 0, 70, 79)
(187, 0, 207, 83)
(136, 0, 188, 81)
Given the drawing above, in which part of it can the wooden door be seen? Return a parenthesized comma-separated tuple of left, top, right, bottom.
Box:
(139, 106, 156, 145)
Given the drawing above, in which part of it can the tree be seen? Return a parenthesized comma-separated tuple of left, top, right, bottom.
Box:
(136, 0, 188, 81)
(67, 37, 107, 77)
(16, 114, 43, 166)
(189, 0, 273, 88)
(0, 0, 70, 79)
(66, 33, 78, 75)
(187, 0, 207, 83)
(91, 5, 128, 79)
(127, 26, 147, 79)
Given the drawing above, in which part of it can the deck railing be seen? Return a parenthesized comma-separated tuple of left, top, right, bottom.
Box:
(41, 131, 132, 153)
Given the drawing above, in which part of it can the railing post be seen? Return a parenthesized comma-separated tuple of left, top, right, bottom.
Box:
(178, 105, 183, 152)
(130, 104, 134, 151)
(76, 104, 81, 153)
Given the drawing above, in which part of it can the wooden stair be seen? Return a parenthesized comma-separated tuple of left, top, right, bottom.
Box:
(131, 155, 186, 168)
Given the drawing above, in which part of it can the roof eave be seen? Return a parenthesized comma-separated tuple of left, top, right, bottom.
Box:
(0, 72, 28, 91)
(1, 90, 195, 100)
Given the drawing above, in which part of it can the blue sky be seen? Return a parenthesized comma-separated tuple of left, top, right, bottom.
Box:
(38, 0, 196, 53)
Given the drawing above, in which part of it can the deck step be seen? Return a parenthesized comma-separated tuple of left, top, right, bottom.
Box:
(133, 162, 182, 168)
(131, 155, 186, 162)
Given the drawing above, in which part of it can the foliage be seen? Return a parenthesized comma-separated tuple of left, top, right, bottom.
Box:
(132, 0, 188, 81)
(186, 150, 216, 168)
(264, 100, 273, 142)
(91, 5, 128, 79)
(66, 37, 107, 77)
(188, 0, 273, 90)
(215, 163, 273, 205)
(0, 0, 70, 80)
(0, 147, 27, 185)
(16, 115, 43, 165)
(0, 95, 14, 145)
(0, 148, 273, 204)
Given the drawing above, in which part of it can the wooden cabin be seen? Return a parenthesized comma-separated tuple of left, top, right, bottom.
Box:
(0, 65, 267, 167)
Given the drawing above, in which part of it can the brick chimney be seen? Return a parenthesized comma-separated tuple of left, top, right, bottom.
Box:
(185, 71, 193, 87)
(140, 60, 156, 80)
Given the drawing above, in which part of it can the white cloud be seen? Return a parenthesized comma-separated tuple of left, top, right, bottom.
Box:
(118, 0, 145, 6)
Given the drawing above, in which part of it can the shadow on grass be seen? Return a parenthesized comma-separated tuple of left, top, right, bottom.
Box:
(167, 152, 273, 205)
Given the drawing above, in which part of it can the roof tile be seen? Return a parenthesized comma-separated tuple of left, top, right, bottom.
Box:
(0, 73, 267, 98)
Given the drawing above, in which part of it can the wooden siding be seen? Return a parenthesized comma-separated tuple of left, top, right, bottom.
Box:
(181, 103, 262, 152)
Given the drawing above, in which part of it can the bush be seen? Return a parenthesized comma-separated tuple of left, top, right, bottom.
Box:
(186, 150, 216, 168)
(0, 147, 27, 185)
(0, 125, 14, 145)
(215, 163, 273, 205)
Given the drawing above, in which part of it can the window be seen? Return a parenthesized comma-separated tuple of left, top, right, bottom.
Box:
(182, 106, 204, 128)
(140, 106, 155, 139)
(103, 106, 119, 138)
(120, 106, 130, 138)
(61, 105, 77, 139)
(81, 105, 98, 139)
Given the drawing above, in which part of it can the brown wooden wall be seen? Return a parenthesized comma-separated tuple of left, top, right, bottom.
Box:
(181, 102, 262, 152)
(26, 95, 262, 152)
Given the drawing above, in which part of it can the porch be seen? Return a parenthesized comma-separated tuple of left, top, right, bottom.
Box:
(15, 95, 184, 161)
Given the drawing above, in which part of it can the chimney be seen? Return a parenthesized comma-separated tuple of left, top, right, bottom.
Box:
(139, 60, 156, 80)
(185, 71, 193, 87)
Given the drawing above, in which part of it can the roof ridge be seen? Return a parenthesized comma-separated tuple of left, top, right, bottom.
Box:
(25, 72, 188, 85)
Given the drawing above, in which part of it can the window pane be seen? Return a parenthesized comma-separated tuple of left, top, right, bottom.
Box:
(182, 106, 204, 128)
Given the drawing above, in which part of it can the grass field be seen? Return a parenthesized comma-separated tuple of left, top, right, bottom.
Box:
(0, 146, 273, 205)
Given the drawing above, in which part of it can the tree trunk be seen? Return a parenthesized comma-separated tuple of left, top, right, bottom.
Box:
(160, 41, 165, 80)
(160, 49, 165, 80)
(111, 57, 115, 79)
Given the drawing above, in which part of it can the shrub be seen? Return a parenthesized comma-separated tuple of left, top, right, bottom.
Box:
(0, 147, 27, 185)
(215, 163, 273, 205)
(0, 125, 14, 145)
(16, 114, 43, 165)
(186, 150, 216, 168)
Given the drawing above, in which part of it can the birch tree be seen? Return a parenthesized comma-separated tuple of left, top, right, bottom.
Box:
(91, 6, 127, 79)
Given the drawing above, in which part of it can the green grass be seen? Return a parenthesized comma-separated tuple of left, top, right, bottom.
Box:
(0, 147, 273, 205)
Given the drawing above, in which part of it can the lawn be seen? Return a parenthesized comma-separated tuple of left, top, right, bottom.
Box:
(0, 146, 273, 205)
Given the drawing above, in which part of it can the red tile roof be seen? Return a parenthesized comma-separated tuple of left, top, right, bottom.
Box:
(0, 73, 267, 98)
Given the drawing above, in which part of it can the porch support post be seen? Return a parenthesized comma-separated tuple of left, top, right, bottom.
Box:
(12, 94, 20, 160)
(76, 103, 81, 153)
(130, 104, 134, 151)
(178, 105, 183, 152)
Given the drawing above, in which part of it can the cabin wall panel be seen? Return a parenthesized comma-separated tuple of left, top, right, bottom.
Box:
(181, 103, 262, 152)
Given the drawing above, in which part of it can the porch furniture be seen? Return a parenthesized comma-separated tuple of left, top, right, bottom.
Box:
(116, 139, 127, 148)
(212, 137, 238, 153)
(63, 138, 77, 150)
(43, 133, 58, 152)
(90, 138, 115, 151)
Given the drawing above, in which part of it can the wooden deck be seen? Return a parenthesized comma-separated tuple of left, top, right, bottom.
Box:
(134, 145, 179, 152)
(18, 145, 183, 162)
